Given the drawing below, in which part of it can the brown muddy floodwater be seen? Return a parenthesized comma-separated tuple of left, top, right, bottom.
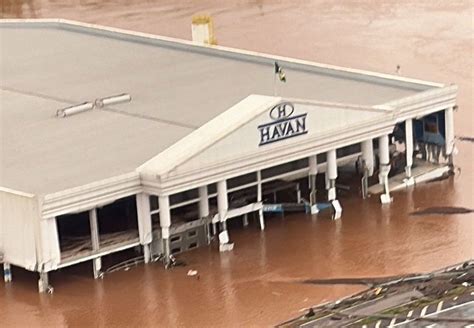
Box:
(1, 1, 473, 327)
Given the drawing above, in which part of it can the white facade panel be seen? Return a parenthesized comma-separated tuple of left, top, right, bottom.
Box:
(0, 188, 40, 271)
(38, 218, 61, 272)
(172, 101, 388, 174)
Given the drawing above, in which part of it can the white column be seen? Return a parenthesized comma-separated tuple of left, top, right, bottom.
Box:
(89, 208, 102, 279)
(158, 195, 171, 259)
(257, 171, 265, 230)
(324, 170, 330, 190)
(198, 186, 209, 219)
(3, 263, 12, 283)
(296, 183, 302, 203)
(405, 119, 414, 180)
(38, 272, 50, 293)
(199, 186, 211, 243)
(309, 155, 318, 214)
(217, 180, 228, 229)
(379, 135, 390, 167)
(309, 155, 318, 175)
(361, 139, 374, 199)
(326, 149, 337, 201)
(361, 139, 374, 176)
(378, 135, 392, 204)
(242, 214, 249, 227)
(136, 193, 152, 264)
(217, 180, 233, 251)
(327, 149, 342, 219)
(445, 107, 455, 162)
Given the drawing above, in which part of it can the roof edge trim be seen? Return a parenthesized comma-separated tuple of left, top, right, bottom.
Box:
(0, 19, 444, 89)
(284, 97, 394, 112)
(138, 95, 281, 176)
(43, 171, 140, 201)
(381, 84, 458, 108)
(41, 172, 141, 218)
(0, 186, 36, 198)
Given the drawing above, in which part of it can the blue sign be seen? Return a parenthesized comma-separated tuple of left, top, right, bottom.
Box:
(262, 204, 284, 212)
(258, 102, 307, 146)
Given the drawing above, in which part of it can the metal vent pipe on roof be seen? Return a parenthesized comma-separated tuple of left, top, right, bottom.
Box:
(56, 102, 94, 118)
(95, 93, 131, 108)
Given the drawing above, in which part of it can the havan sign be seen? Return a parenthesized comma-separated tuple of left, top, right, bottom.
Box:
(257, 102, 307, 146)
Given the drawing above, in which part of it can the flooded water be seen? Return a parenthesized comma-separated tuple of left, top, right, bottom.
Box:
(1, 1, 473, 327)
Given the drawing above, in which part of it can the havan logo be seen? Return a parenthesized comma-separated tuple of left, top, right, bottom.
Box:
(257, 102, 308, 146)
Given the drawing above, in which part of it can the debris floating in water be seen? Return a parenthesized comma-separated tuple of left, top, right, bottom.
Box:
(103, 256, 144, 275)
(300, 277, 399, 287)
(456, 136, 474, 143)
(304, 308, 315, 318)
(410, 206, 473, 216)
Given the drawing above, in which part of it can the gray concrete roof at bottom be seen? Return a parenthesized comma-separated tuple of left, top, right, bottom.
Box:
(0, 20, 441, 196)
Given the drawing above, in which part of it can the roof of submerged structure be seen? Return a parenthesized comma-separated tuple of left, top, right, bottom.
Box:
(1, 19, 445, 197)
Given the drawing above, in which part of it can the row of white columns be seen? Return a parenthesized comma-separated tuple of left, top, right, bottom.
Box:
(7, 133, 401, 290)
(123, 105, 459, 265)
(1, 129, 394, 292)
(110, 104, 458, 266)
(403, 107, 455, 186)
(23, 113, 456, 290)
(4, 109, 453, 292)
(93, 107, 457, 266)
(134, 179, 236, 262)
(308, 133, 392, 212)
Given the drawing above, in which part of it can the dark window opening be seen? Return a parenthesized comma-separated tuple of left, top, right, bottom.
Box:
(262, 158, 308, 179)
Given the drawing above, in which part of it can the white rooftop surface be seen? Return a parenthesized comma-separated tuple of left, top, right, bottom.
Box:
(0, 21, 439, 195)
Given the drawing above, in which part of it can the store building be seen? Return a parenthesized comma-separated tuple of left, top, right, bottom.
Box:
(0, 19, 457, 292)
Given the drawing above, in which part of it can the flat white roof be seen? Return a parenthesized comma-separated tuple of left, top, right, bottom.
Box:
(1, 20, 442, 196)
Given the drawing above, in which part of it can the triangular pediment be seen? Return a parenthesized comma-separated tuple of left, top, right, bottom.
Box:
(139, 95, 392, 179)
